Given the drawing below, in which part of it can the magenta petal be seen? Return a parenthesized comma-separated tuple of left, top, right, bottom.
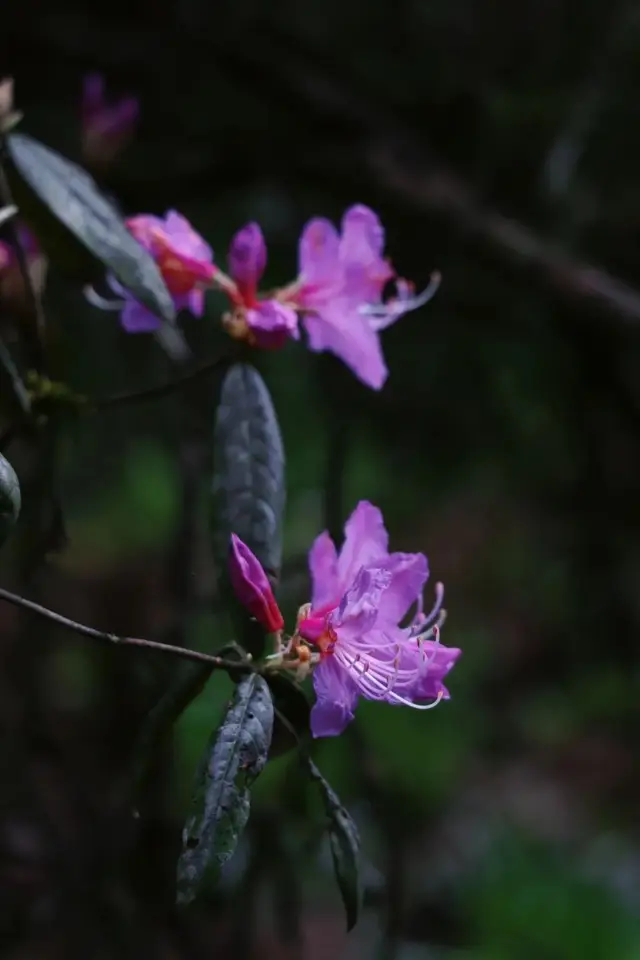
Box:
(412, 645, 462, 702)
(308, 531, 340, 611)
(120, 300, 160, 332)
(229, 222, 267, 293)
(336, 567, 389, 638)
(374, 552, 429, 625)
(246, 301, 298, 349)
(340, 205, 393, 302)
(298, 217, 341, 305)
(303, 307, 388, 389)
(311, 657, 359, 738)
(337, 501, 389, 588)
(340, 205, 386, 259)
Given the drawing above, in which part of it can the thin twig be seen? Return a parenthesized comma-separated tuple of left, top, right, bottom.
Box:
(0, 585, 252, 672)
(92, 353, 227, 410)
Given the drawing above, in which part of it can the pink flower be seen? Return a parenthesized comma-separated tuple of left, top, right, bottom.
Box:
(229, 534, 284, 633)
(287, 205, 440, 390)
(81, 73, 139, 166)
(87, 210, 215, 332)
(298, 501, 460, 738)
(216, 223, 299, 350)
(215, 207, 437, 383)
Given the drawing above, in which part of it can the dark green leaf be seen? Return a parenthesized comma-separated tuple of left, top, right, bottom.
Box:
(211, 363, 285, 578)
(211, 363, 285, 657)
(0, 453, 20, 546)
(5, 133, 175, 322)
(176, 673, 274, 905)
(308, 758, 362, 931)
(266, 673, 311, 758)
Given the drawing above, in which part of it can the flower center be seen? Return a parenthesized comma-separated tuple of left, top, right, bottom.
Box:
(297, 611, 337, 655)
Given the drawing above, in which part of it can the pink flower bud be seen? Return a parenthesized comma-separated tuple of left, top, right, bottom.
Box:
(229, 533, 284, 633)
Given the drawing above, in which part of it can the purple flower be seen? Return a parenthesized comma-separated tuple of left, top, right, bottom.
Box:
(81, 73, 139, 165)
(290, 205, 440, 390)
(297, 501, 460, 738)
(87, 210, 215, 332)
(217, 222, 299, 349)
(229, 534, 284, 633)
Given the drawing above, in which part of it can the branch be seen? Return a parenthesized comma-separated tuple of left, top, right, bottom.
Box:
(0, 585, 252, 672)
(90, 353, 228, 410)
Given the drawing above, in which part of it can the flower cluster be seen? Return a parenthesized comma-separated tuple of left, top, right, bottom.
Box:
(228, 501, 460, 738)
(88, 202, 439, 390)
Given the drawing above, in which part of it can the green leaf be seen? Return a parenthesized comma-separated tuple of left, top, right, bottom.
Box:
(5, 133, 175, 322)
(211, 363, 285, 576)
(266, 672, 311, 758)
(0, 453, 21, 546)
(307, 758, 362, 931)
(176, 673, 274, 904)
(211, 363, 285, 656)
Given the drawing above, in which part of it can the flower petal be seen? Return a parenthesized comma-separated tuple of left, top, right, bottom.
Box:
(303, 306, 388, 389)
(337, 501, 389, 587)
(335, 566, 387, 638)
(298, 217, 341, 305)
(311, 656, 359, 737)
(120, 299, 161, 332)
(373, 552, 429, 626)
(246, 300, 298, 348)
(308, 530, 340, 612)
(340, 205, 394, 302)
(228, 223, 267, 298)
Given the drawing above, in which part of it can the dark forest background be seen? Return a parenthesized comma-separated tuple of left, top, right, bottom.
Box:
(0, 1, 640, 957)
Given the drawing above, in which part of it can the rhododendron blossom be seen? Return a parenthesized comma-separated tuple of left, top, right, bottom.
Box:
(295, 500, 460, 738)
(216, 205, 439, 387)
(86, 210, 215, 332)
(282, 204, 441, 389)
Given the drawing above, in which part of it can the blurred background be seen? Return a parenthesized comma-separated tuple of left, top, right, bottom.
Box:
(1, 1, 640, 957)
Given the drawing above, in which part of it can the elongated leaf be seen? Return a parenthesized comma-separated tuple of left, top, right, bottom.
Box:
(0, 453, 20, 546)
(211, 363, 285, 578)
(177, 673, 274, 904)
(308, 759, 362, 931)
(5, 133, 175, 322)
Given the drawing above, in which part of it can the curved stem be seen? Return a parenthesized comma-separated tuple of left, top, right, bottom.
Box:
(0, 585, 251, 672)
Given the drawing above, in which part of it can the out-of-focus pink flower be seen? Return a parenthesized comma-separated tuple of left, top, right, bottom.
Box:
(215, 222, 299, 350)
(229, 533, 284, 633)
(297, 500, 459, 738)
(286, 205, 440, 389)
(215, 205, 439, 388)
(86, 210, 215, 332)
(0, 224, 48, 313)
(81, 73, 139, 166)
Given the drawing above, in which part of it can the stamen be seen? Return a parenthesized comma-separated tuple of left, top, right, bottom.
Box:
(84, 284, 126, 311)
(361, 270, 442, 330)
(410, 583, 445, 636)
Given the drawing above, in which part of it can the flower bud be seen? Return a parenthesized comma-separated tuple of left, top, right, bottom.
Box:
(229, 533, 284, 633)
